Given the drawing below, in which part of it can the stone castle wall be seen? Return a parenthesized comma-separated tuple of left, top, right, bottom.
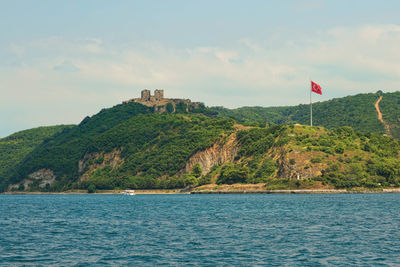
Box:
(123, 89, 200, 113)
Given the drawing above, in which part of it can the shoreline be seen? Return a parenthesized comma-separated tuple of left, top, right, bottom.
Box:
(191, 188, 400, 194)
(2, 188, 400, 195)
(1, 189, 185, 195)
(1, 189, 187, 195)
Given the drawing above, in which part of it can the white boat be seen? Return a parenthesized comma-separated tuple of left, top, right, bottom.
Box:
(122, 190, 136, 195)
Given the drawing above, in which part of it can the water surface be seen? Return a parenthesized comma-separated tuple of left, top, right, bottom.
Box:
(0, 194, 399, 266)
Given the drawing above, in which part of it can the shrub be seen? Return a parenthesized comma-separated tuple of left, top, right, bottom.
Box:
(87, 184, 96, 193)
(335, 144, 345, 154)
(166, 103, 174, 113)
(192, 164, 202, 178)
(198, 175, 212, 186)
(18, 183, 25, 191)
(95, 155, 104, 165)
(253, 158, 277, 182)
(310, 157, 322, 163)
(217, 163, 249, 184)
(183, 174, 198, 187)
(175, 102, 188, 113)
(345, 157, 352, 163)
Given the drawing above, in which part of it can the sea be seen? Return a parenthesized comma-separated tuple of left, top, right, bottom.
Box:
(0, 194, 399, 266)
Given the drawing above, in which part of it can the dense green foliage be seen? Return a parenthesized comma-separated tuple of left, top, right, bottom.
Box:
(217, 163, 249, 184)
(232, 125, 287, 183)
(2, 91, 400, 192)
(166, 102, 174, 113)
(380, 91, 400, 138)
(212, 92, 400, 135)
(236, 125, 287, 157)
(0, 125, 72, 192)
(291, 126, 400, 188)
(2, 102, 233, 191)
(5, 102, 152, 189)
(82, 114, 234, 189)
(218, 124, 400, 189)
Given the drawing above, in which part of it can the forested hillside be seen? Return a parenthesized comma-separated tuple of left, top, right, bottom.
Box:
(0, 101, 226, 192)
(1, 91, 400, 193)
(380, 91, 400, 138)
(213, 91, 400, 137)
(2, 118, 400, 192)
(0, 125, 72, 186)
(2, 102, 153, 190)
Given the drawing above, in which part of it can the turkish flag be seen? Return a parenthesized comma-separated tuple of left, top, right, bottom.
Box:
(311, 81, 322, 95)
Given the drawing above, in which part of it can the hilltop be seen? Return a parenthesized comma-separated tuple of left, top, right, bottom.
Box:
(212, 91, 400, 138)
(1, 91, 400, 193)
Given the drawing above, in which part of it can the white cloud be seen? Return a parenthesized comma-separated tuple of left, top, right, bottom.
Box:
(53, 61, 80, 72)
(1, 24, 400, 137)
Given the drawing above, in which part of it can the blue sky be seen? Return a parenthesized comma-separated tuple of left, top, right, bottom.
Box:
(1, 0, 400, 137)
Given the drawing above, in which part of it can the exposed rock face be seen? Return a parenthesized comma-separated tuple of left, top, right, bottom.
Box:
(28, 169, 57, 187)
(183, 133, 239, 175)
(8, 169, 57, 190)
(274, 147, 324, 180)
(8, 179, 33, 191)
(79, 149, 124, 181)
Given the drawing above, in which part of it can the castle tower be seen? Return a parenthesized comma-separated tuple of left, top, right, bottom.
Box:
(141, 89, 151, 101)
(154, 89, 164, 101)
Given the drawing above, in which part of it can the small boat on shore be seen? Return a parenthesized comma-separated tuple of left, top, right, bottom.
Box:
(122, 190, 136, 195)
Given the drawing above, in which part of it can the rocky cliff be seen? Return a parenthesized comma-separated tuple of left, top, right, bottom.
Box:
(183, 133, 239, 175)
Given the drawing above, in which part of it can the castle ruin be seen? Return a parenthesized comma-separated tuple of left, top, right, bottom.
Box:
(123, 89, 200, 113)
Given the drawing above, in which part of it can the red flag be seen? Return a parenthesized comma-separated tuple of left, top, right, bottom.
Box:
(311, 81, 322, 95)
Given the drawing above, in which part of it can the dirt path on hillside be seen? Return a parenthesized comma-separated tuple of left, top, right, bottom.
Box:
(375, 96, 392, 137)
(233, 124, 253, 131)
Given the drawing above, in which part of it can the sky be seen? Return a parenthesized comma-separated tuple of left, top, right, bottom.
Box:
(1, 0, 400, 137)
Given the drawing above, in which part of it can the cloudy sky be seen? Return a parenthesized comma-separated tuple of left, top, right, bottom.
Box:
(1, 0, 400, 137)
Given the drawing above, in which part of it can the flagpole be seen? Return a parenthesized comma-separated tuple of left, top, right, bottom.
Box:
(310, 79, 312, 127)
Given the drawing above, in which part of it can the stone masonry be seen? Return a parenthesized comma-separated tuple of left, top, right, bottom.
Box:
(123, 89, 200, 113)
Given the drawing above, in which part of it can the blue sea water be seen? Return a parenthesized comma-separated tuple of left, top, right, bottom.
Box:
(0, 194, 399, 266)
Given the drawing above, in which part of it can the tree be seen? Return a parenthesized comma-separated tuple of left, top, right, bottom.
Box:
(87, 184, 96, 193)
(183, 175, 198, 187)
(166, 103, 174, 113)
(253, 158, 277, 181)
(217, 164, 249, 184)
(335, 143, 345, 154)
(175, 102, 187, 113)
(192, 164, 202, 178)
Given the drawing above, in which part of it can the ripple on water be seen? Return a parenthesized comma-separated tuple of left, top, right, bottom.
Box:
(0, 194, 399, 265)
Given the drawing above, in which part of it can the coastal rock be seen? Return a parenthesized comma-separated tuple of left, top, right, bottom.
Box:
(274, 147, 325, 179)
(28, 169, 57, 187)
(183, 133, 239, 175)
(79, 149, 124, 181)
(8, 169, 57, 190)
(8, 179, 33, 191)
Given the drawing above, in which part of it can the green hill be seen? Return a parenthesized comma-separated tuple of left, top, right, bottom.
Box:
(1, 91, 400, 193)
(3, 116, 400, 192)
(380, 91, 400, 138)
(212, 91, 400, 138)
(5, 101, 153, 190)
(0, 125, 73, 190)
(2, 101, 222, 192)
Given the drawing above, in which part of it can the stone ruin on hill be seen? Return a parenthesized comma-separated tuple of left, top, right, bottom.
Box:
(123, 89, 201, 113)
